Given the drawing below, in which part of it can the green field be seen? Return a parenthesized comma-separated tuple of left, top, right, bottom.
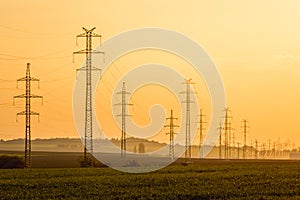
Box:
(0, 160, 300, 199)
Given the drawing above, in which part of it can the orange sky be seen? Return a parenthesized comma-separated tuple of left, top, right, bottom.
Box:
(0, 1, 300, 147)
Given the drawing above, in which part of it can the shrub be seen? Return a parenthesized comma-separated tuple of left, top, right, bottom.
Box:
(0, 155, 25, 169)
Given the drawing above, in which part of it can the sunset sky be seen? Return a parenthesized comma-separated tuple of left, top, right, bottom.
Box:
(0, 1, 300, 148)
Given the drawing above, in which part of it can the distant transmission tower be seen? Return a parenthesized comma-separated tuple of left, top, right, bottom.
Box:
(115, 82, 133, 158)
(237, 142, 240, 159)
(273, 141, 276, 159)
(197, 109, 206, 158)
(73, 27, 104, 167)
(268, 139, 272, 158)
(255, 140, 259, 159)
(14, 63, 43, 168)
(232, 129, 236, 158)
(223, 107, 232, 159)
(218, 122, 223, 159)
(242, 119, 249, 159)
(228, 122, 235, 158)
(181, 79, 196, 164)
(165, 109, 179, 160)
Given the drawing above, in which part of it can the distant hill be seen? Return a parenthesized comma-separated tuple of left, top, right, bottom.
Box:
(0, 137, 167, 153)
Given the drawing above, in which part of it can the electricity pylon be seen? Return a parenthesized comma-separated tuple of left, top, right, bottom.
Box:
(232, 130, 236, 158)
(197, 109, 206, 158)
(242, 119, 250, 159)
(255, 140, 259, 159)
(73, 27, 104, 167)
(14, 63, 43, 168)
(165, 109, 179, 160)
(115, 82, 133, 158)
(223, 107, 232, 159)
(237, 142, 240, 159)
(218, 122, 223, 159)
(180, 78, 196, 164)
(228, 122, 235, 158)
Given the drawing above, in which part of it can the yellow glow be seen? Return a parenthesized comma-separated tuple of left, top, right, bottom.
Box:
(0, 1, 299, 147)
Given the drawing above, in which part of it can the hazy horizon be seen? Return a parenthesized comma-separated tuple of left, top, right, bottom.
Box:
(0, 1, 300, 148)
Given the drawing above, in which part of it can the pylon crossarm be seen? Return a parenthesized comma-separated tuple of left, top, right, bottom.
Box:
(30, 94, 43, 98)
(29, 111, 39, 115)
(116, 114, 132, 117)
(82, 27, 96, 33)
(17, 77, 26, 82)
(73, 49, 88, 54)
(76, 67, 102, 72)
(29, 77, 39, 82)
(14, 94, 26, 99)
(17, 111, 26, 116)
(90, 33, 101, 37)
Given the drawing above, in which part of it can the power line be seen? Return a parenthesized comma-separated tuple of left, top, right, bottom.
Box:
(0, 24, 76, 37)
(0, 48, 73, 61)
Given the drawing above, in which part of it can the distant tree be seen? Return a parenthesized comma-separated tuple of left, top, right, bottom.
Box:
(0, 156, 24, 169)
(138, 143, 145, 153)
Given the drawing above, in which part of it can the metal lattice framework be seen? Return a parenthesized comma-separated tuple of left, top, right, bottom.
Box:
(223, 107, 232, 159)
(14, 63, 43, 168)
(197, 109, 206, 158)
(115, 82, 133, 158)
(180, 78, 196, 164)
(165, 109, 179, 160)
(242, 119, 250, 159)
(73, 27, 104, 167)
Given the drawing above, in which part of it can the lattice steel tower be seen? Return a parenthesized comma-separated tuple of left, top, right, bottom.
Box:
(181, 78, 196, 163)
(218, 122, 223, 159)
(242, 119, 250, 159)
(223, 107, 232, 159)
(165, 109, 179, 160)
(197, 109, 206, 158)
(14, 63, 43, 168)
(73, 27, 104, 166)
(115, 82, 133, 158)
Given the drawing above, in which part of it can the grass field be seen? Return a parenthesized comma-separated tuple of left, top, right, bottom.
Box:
(0, 159, 300, 199)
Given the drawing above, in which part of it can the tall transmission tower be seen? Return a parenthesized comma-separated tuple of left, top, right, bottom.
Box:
(228, 122, 235, 158)
(73, 27, 104, 167)
(242, 119, 249, 159)
(14, 63, 43, 168)
(273, 141, 276, 159)
(218, 122, 223, 159)
(165, 109, 179, 160)
(232, 129, 236, 158)
(180, 78, 196, 164)
(197, 109, 206, 158)
(268, 139, 271, 158)
(237, 142, 240, 159)
(223, 107, 232, 159)
(115, 82, 133, 158)
(255, 140, 259, 159)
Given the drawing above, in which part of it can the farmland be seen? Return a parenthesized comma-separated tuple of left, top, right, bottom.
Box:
(0, 159, 300, 199)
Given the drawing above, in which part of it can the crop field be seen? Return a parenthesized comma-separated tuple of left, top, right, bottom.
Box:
(0, 160, 300, 199)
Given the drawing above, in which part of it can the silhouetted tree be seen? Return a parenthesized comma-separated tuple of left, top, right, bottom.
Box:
(0, 156, 24, 169)
(138, 143, 145, 153)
